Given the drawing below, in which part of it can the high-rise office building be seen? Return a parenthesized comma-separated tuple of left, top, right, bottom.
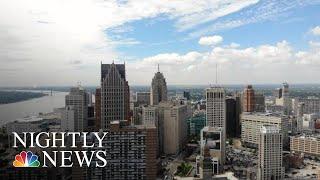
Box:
(183, 91, 191, 100)
(206, 87, 226, 129)
(200, 126, 225, 166)
(258, 125, 284, 180)
(255, 93, 265, 112)
(241, 113, 289, 148)
(243, 85, 255, 112)
(293, 97, 320, 115)
(133, 106, 143, 125)
(187, 111, 206, 136)
(136, 92, 151, 106)
(87, 105, 95, 131)
(142, 106, 158, 126)
(226, 97, 241, 138)
(65, 86, 88, 131)
(101, 63, 130, 129)
(205, 87, 226, 166)
(150, 66, 167, 105)
(274, 88, 282, 99)
(282, 83, 291, 115)
(60, 105, 76, 131)
(87, 121, 158, 180)
(95, 88, 101, 130)
(158, 102, 188, 155)
(275, 83, 291, 115)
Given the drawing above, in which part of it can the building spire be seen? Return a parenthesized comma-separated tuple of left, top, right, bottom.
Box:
(157, 64, 160, 72)
(215, 63, 218, 84)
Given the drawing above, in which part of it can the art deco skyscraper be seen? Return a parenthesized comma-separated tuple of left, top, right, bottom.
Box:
(258, 125, 284, 180)
(150, 65, 167, 105)
(101, 63, 130, 129)
(243, 85, 255, 112)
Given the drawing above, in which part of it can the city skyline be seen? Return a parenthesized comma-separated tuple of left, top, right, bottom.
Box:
(1, 1, 320, 86)
(2, 1, 320, 179)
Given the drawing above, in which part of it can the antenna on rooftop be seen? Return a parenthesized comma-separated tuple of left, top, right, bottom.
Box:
(215, 63, 218, 85)
(157, 64, 160, 72)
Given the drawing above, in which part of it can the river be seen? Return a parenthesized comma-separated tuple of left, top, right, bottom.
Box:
(0, 91, 67, 126)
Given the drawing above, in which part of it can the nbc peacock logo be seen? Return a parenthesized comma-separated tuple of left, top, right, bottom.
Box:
(13, 151, 40, 167)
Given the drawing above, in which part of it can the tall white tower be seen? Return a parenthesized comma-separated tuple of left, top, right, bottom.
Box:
(65, 86, 88, 131)
(258, 125, 284, 180)
(205, 87, 226, 166)
(206, 87, 226, 129)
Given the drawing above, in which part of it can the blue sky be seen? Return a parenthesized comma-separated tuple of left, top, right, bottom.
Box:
(1, 0, 320, 86)
(111, 1, 320, 59)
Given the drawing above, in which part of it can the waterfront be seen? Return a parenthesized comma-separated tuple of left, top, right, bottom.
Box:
(0, 91, 67, 126)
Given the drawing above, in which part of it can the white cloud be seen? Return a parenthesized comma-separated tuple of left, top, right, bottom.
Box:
(199, 35, 223, 46)
(174, 0, 259, 31)
(1, 0, 319, 85)
(229, 42, 240, 48)
(0, 0, 260, 86)
(188, 0, 320, 38)
(127, 40, 320, 85)
(311, 26, 320, 36)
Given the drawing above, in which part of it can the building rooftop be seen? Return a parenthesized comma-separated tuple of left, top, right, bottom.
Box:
(14, 116, 43, 123)
(242, 112, 284, 118)
(206, 86, 226, 92)
(261, 125, 280, 134)
(292, 133, 320, 140)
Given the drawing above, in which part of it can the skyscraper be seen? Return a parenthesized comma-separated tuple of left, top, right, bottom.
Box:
(95, 88, 101, 130)
(205, 87, 226, 165)
(206, 87, 226, 129)
(101, 63, 130, 129)
(87, 121, 158, 180)
(200, 126, 225, 167)
(241, 113, 289, 148)
(136, 92, 151, 106)
(158, 102, 188, 155)
(65, 86, 88, 131)
(243, 85, 255, 112)
(258, 125, 284, 180)
(282, 82, 291, 115)
(60, 106, 76, 131)
(183, 91, 191, 100)
(226, 97, 240, 138)
(142, 106, 158, 126)
(150, 65, 167, 105)
(254, 93, 266, 112)
(275, 83, 291, 115)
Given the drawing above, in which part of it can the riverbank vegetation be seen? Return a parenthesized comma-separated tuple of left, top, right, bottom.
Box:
(0, 91, 46, 104)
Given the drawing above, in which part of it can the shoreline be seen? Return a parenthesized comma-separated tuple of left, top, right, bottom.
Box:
(0, 91, 48, 105)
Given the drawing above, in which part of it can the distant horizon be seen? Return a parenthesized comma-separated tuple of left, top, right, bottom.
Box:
(1, 83, 320, 89)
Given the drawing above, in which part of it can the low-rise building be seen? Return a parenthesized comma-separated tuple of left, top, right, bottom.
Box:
(290, 134, 320, 156)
